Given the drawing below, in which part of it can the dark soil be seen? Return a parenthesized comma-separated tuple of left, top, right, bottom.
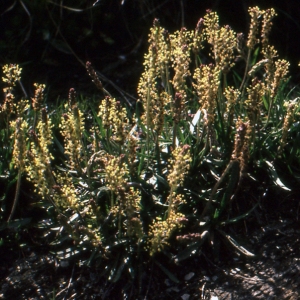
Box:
(1, 194, 300, 300)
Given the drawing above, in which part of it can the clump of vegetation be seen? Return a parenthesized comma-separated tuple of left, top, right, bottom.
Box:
(1, 6, 300, 296)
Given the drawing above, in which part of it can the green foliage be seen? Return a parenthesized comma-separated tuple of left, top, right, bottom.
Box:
(1, 6, 300, 296)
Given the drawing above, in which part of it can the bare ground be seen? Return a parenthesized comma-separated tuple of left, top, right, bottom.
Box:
(1, 197, 300, 300)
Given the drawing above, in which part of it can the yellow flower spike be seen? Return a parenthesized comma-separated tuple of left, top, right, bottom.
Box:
(53, 172, 79, 210)
(113, 100, 128, 144)
(60, 98, 85, 171)
(223, 87, 241, 121)
(1, 64, 22, 117)
(105, 154, 129, 195)
(173, 92, 184, 125)
(148, 197, 186, 255)
(32, 83, 46, 111)
(137, 18, 173, 141)
(193, 63, 220, 126)
(98, 96, 128, 143)
(261, 8, 277, 50)
(203, 10, 220, 42)
(262, 45, 278, 91)
(231, 118, 252, 175)
(31, 83, 46, 130)
(105, 154, 140, 239)
(39, 108, 53, 150)
(9, 116, 29, 221)
(279, 101, 297, 153)
(247, 7, 264, 50)
(192, 18, 205, 56)
(167, 144, 191, 218)
(25, 107, 55, 200)
(204, 10, 236, 73)
(170, 27, 192, 94)
(216, 25, 237, 73)
(270, 59, 289, 99)
(126, 188, 143, 239)
(25, 147, 52, 200)
(155, 91, 171, 136)
(125, 188, 141, 216)
(168, 144, 191, 191)
(147, 18, 172, 78)
(1, 92, 15, 115)
(245, 77, 265, 126)
(2, 64, 22, 91)
(98, 96, 113, 129)
(11, 118, 28, 172)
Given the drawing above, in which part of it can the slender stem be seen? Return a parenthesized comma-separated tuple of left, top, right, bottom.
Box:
(146, 85, 151, 164)
(8, 170, 22, 221)
(266, 94, 274, 124)
(33, 110, 38, 131)
(155, 138, 162, 176)
(172, 122, 177, 150)
(118, 202, 122, 239)
(110, 191, 114, 208)
(200, 160, 238, 220)
(240, 50, 251, 95)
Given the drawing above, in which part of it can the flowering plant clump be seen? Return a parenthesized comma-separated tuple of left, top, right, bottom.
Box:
(1, 6, 300, 297)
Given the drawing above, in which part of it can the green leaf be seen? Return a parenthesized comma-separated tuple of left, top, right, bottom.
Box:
(174, 242, 201, 263)
(137, 147, 146, 176)
(219, 160, 239, 211)
(0, 218, 32, 231)
(251, 46, 260, 65)
(53, 135, 65, 155)
(111, 258, 126, 282)
(262, 95, 269, 110)
(154, 260, 180, 283)
(154, 173, 169, 188)
(108, 253, 120, 281)
(220, 203, 259, 225)
(218, 229, 255, 257)
(265, 161, 291, 191)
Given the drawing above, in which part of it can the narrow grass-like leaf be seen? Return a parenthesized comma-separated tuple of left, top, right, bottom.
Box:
(218, 229, 255, 257)
(220, 203, 259, 225)
(111, 257, 126, 282)
(265, 160, 291, 191)
(154, 260, 180, 283)
(0, 218, 32, 231)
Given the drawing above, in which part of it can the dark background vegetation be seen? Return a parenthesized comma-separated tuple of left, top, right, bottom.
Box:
(1, 0, 300, 102)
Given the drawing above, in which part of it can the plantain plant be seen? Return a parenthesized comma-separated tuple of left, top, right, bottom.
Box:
(2, 6, 300, 295)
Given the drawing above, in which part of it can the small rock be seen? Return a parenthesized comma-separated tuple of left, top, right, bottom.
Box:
(181, 294, 190, 300)
(60, 260, 69, 268)
(164, 279, 172, 286)
(184, 272, 195, 281)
